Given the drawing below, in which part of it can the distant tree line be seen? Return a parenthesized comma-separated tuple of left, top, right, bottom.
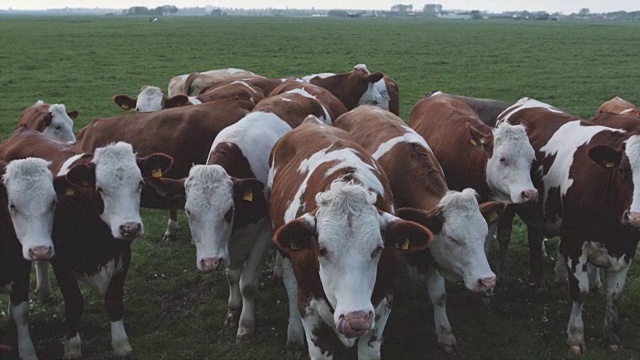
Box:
(124, 5, 178, 16)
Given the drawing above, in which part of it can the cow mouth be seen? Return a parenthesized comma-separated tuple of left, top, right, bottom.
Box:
(336, 317, 369, 338)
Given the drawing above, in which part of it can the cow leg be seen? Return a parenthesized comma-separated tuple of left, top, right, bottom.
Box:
(357, 295, 391, 360)
(104, 270, 132, 356)
(35, 260, 53, 303)
(426, 266, 456, 355)
(497, 206, 516, 284)
(587, 264, 602, 292)
(553, 249, 568, 286)
(602, 259, 631, 351)
(54, 268, 84, 359)
(565, 252, 590, 355)
(162, 209, 179, 241)
(525, 219, 545, 289)
(282, 257, 305, 349)
(236, 225, 273, 342)
(300, 307, 334, 360)
(9, 261, 37, 360)
(273, 251, 284, 281)
(224, 265, 242, 328)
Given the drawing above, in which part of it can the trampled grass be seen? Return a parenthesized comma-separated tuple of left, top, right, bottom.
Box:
(0, 15, 639, 360)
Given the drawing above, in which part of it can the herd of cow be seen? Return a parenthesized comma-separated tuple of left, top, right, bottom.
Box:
(0, 64, 638, 359)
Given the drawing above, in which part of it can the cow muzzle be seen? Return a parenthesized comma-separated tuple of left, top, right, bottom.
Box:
(520, 189, 539, 203)
(622, 210, 640, 229)
(336, 310, 374, 338)
(200, 257, 226, 272)
(119, 222, 143, 239)
(28, 246, 53, 261)
(476, 276, 497, 293)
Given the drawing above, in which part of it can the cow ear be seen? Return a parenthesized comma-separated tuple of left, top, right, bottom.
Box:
(66, 163, 96, 187)
(396, 207, 445, 234)
(367, 72, 384, 83)
(113, 95, 137, 111)
(53, 175, 77, 197)
(588, 145, 622, 169)
(232, 178, 264, 204)
(467, 123, 493, 151)
(381, 213, 433, 251)
(273, 216, 316, 254)
(42, 112, 53, 127)
(67, 110, 79, 120)
(164, 95, 190, 109)
(138, 153, 174, 178)
(479, 201, 507, 225)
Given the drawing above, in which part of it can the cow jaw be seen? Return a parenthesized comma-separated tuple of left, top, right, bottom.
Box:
(3, 158, 56, 261)
(43, 104, 76, 143)
(185, 165, 234, 272)
(92, 142, 144, 239)
(486, 123, 537, 204)
(430, 189, 495, 292)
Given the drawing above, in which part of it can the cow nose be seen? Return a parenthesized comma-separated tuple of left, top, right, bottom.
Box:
(29, 246, 53, 260)
(623, 210, 640, 228)
(478, 276, 496, 290)
(336, 310, 374, 338)
(521, 189, 539, 203)
(201, 257, 223, 272)
(119, 222, 142, 239)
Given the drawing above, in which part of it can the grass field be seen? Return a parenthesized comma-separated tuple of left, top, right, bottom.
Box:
(0, 15, 639, 360)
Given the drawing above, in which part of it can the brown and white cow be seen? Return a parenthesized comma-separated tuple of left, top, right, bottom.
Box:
(17, 100, 77, 143)
(253, 87, 337, 127)
(269, 79, 348, 119)
(497, 97, 640, 354)
(0, 128, 172, 358)
(303, 64, 400, 115)
(145, 111, 293, 342)
(79, 99, 253, 241)
(269, 116, 433, 359)
(113, 85, 191, 112)
(596, 96, 640, 117)
(334, 105, 505, 354)
(168, 68, 264, 96)
(0, 158, 80, 360)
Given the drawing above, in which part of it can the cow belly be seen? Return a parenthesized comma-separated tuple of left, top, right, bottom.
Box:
(79, 258, 123, 296)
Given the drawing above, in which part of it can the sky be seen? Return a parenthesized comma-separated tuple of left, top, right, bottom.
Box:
(1, 0, 637, 13)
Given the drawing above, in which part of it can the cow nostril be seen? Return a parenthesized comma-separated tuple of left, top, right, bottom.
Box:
(625, 211, 631, 222)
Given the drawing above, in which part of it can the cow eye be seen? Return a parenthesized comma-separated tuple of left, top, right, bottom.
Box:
(318, 246, 328, 257)
(55, 125, 62, 130)
(447, 236, 461, 245)
(96, 187, 103, 193)
(499, 157, 507, 164)
(224, 207, 234, 223)
(371, 245, 384, 258)
(8, 203, 16, 212)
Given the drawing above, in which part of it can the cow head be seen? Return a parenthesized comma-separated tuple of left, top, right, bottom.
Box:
(398, 189, 505, 292)
(353, 64, 391, 111)
(1, 158, 77, 261)
(483, 122, 538, 204)
(274, 181, 432, 338)
(589, 134, 640, 228)
(183, 165, 266, 272)
(114, 85, 190, 112)
(39, 103, 77, 143)
(72, 142, 172, 239)
(308, 67, 384, 111)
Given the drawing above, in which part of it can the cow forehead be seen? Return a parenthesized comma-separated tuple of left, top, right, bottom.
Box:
(50, 104, 72, 122)
(185, 165, 233, 208)
(92, 142, 140, 183)
(438, 189, 487, 238)
(493, 123, 534, 157)
(3, 158, 55, 202)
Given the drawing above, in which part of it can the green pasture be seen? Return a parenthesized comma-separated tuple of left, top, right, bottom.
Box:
(1, 15, 639, 360)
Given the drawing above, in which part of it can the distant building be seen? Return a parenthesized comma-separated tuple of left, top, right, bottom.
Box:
(423, 4, 442, 16)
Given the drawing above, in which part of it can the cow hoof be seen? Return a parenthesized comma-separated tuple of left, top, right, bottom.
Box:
(162, 233, 177, 242)
(286, 339, 306, 353)
(438, 343, 457, 357)
(36, 290, 53, 304)
(569, 344, 585, 355)
(64, 334, 82, 359)
(113, 340, 133, 357)
(224, 309, 240, 328)
(609, 344, 622, 352)
(236, 331, 254, 343)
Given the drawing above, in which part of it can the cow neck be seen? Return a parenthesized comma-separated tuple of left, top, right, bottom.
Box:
(207, 142, 255, 179)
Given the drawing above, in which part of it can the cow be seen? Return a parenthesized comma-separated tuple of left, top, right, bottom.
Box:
(334, 105, 506, 354)
(497, 97, 640, 354)
(168, 68, 264, 96)
(303, 64, 400, 116)
(113, 85, 191, 112)
(269, 116, 433, 359)
(596, 96, 640, 117)
(409, 91, 541, 286)
(0, 158, 79, 360)
(253, 87, 338, 127)
(78, 99, 254, 241)
(0, 127, 172, 358)
(269, 79, 348, 120)
(17, 100, 77, 143)
(114, 82, 265, 112)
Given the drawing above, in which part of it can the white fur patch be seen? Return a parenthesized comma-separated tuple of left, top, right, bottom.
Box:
(625, 135, 640, 212)
(58, 153, 85, 176)
(371, 127, 432, 160)
(135, 86, 164, 112)
(44, 103, 76, 143)
(80, 258, 123, 295)
(499, 97, 564, 122)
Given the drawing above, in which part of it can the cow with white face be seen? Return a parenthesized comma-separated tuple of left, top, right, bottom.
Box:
(0, 158, 80, 360)
(269, 116, 433, 359)
(17, 100, 77, 143)
(334, 105, 505, 354)
(114, 85, 191, 112)
(497, 98, 640, 354)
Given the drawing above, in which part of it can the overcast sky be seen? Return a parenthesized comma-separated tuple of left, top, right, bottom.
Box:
(1, 0, 637, 13)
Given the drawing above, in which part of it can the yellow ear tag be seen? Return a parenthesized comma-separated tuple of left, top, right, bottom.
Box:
(605, 162, 615, 168)
(396, 239, 410, 250)
(489, 212, 499, 222)
(470, 139, 478, 146)
(64, 188, 75, 196)
(243, 190, 254, 202)
(151, 168, 163, 178)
